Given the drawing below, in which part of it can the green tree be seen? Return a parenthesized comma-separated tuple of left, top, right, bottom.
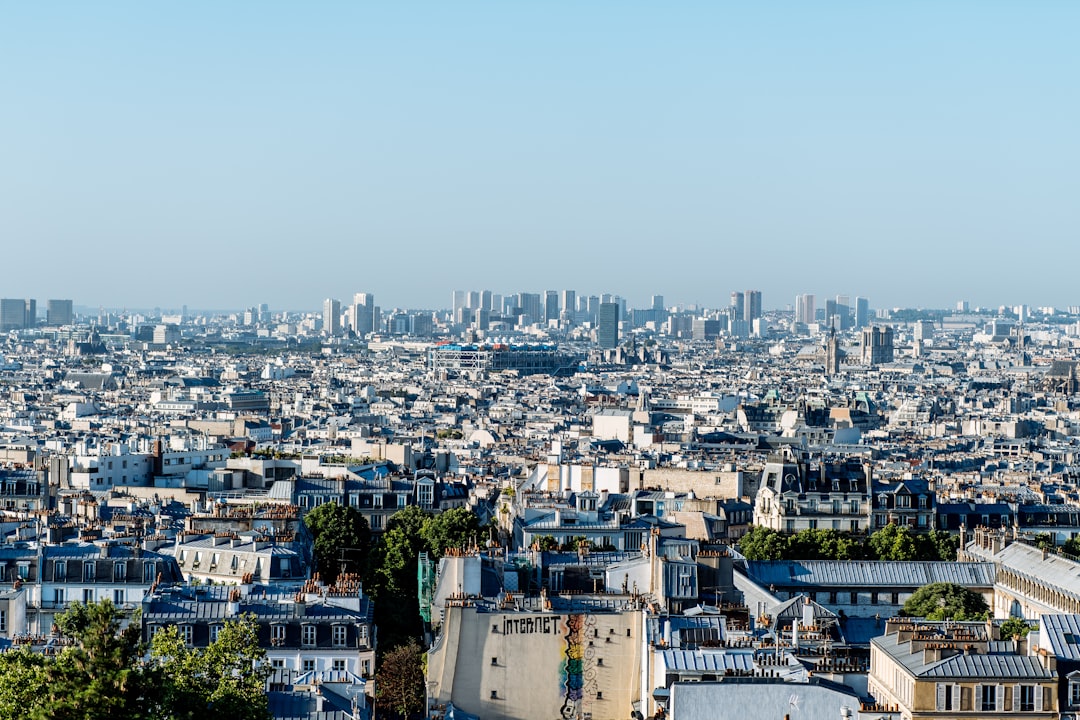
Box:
(151, 614, 273, 720)
(376, 640, 426, 719)
(1035, 533, 1056, 552)
(1062, 536, 1080, 557)
(304, 501, 372, 582)
(0, 646, 48, 718)
(421, 506, 481, 558)
(1000, 616, 1035, 638)
(738, 526, 787, 560)
(914, 529, 958, 561)
(369, 506, 431, 649)
(901, 582, 989, 620)
(869, 524, 918, 561)
(39, 599, 159, 720)
(534, 535, 560, 551)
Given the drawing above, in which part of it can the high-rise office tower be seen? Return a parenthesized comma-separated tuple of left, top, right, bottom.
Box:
(825, 299, 839, 330)
(586, 296, 600, 322)
(730, 292, 744, 321)
(452, 290, 467, 318)
(795, 294, 815, 325)
(1, 299, 30, 330)
(47, 299, 74, 326)
(561, 289, 578, 315)
(560, 290, 576, 323)
(834, 295, 851, 330)
(652, 295, 664, 312)
(323, 298, 342, 336)
(854, 297, 869, 329)
(480, 290, 493, 312)
(545, 291, 560, 324)
(351, 293, 376, 335)
(743, 290, 762, 323)
(597, 303, 620, 349)
(520, 293, 542, 324)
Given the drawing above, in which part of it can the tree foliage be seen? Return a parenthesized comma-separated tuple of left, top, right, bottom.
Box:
(420, 506, 481, 557)
(39, 599, 160, 720)
(304, 500, 372, 582)
(376, 639, 426, 719)
(151, 614, 273, 720)
(901, 582, 989, 620)
(1000, 616, 1035, 638)
(0, 647, 49, 719)
(738, 524, 957, 562)
(6, 601, 274, 720)
(369, 506, 431, 649)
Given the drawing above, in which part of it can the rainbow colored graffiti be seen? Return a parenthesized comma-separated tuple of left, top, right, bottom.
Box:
(558, 614, 597, 719)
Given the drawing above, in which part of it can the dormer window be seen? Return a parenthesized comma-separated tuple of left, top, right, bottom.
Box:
(1068, 671, 1080, 707)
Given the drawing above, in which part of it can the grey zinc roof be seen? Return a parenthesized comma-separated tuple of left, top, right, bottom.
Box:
(744, 560, 996, 588)
(662, 649, 755, 673)
(919, 653, 1053, 679)
(1040, 614, 1080, 661)
(668, 678, 859, 720)
(974, 542, 1080, 604)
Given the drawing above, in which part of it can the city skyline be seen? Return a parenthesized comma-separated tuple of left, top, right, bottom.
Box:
(3, 3, 1079, 310)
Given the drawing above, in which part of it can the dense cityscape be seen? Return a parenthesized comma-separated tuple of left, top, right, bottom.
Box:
(3, 288, 1080, 718)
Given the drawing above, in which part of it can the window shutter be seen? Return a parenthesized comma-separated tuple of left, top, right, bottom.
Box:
(953, 684, 961, 711)
(1013, 684, 1020, 712)
(937, 683, 947, 711)
(961, 685, 972, 711)
(996, 684, 1004, 712)
(974, 685, 982, 711)
(1035, 686, 1043, 712)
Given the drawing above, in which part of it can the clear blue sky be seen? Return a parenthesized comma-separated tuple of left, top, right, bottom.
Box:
(2, 2, 1077, 312)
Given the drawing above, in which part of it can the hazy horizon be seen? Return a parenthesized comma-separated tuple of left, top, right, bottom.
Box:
(3, 2, 1078, 311)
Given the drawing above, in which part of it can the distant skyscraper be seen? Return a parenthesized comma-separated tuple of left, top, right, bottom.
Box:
(743, 290, 762, 323)
(545, 291, 559, 324)
(452, 290, 467, 318)
(834, 295, 851, 330)
(47, 299, 74, 326)
(730, 292, 744, 321)
(520, 293, 542, 324)
(597, 303, 619, 349)
(586, 296, 600, 323)
(560, 290, 576, 324)
(652, 295, 664, 312)
(0, 299, 29, 331)
(854, 297, 869, 329)
(795, 294, 815, 325)
(322, 298, 342, 336)
(480, 290, 493, 312)
(351, 293, 376, 335)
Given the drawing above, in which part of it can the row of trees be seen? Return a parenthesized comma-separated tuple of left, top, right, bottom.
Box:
(738, 524, 958, 562)
(0, 599, 271, 720)
(303, 502, 485, 665)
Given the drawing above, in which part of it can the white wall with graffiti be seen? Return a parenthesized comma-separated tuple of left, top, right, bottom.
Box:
(428, 605, 641, 720)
